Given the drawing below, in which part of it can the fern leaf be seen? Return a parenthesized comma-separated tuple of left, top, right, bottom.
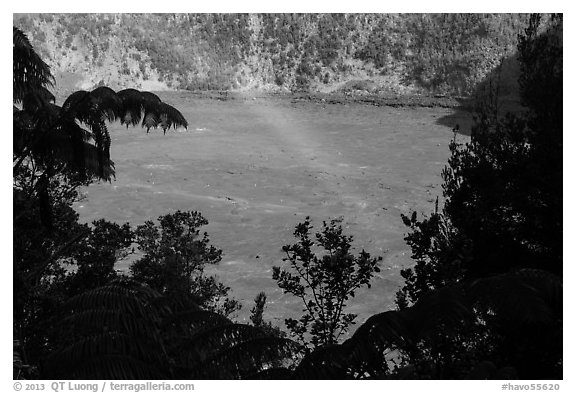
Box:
(175, 324, 271, 369)
(13, 27, 54, 104)
(188, 336, 302, 379)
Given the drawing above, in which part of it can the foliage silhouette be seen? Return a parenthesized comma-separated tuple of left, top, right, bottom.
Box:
(44, 280, 171, 379)
(44, 280, 303, 379)
(14, 26, 188, 232)
(250, 292, 267, 327)
(249, 292, 287, 338)
(13, 181, 89, 371)
(273, 217, 381, 351)
(14, 83, 188, 183)
(392, 14, 562, 380)
(66, 220, 134, 293)
(268, 269, 561, 379)
(397, 13, 562, 306)
(130, 210, 240, 317)
(13, 26, 54, 104)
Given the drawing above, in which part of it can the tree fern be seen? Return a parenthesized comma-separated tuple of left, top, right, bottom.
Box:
(14, 27, 189, 231)
(44, 281, 171, 379)
(44, 280, 304, 380)
(186, 336, 303, 379)
(166, 305, 303, 379)
(284, 269, 561, 379)
(15, 85, 188, 181)
(14, 27, 188, 182)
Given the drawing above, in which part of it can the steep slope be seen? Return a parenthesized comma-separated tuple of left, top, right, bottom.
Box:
(14, 13, 530, 96)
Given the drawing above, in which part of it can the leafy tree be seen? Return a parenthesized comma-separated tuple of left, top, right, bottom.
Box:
(65, 219, 133, 293)
(396, 14, 562, 307)
(130, 210, 240, 317)
(13, 172, 88, 369)
(13, 173, 134, 370)
(392, 13, 562, 380)
(273, 217, 381, 351)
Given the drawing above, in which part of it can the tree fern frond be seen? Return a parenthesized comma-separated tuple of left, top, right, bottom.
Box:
(64, 285, 162, 322)
(22, 87, 55, 112)
(344, 309, 415, 360)
(410, 284, 476, 333)
(169, 309, 232, 334)
(117, 88, 145, 127)
(292, 344, 351, 379)
(46, 283, 170, 379)
(48, 351, 169, 380)
(113, 278, 173, 309)
(89, 86, 122, 122)
(142, 111, 161, 132)
(467, 270, 561, 327)
(71, 355, 168, 380)
(19, 84, 187, 182)
(61, 90, 90, 117)
(140, 91, 163, 107)
(64, 121, 114, 179)
(47, 331, 166, 367)
(140, 92, 163, 132)
(158, 102, 188, 132)
(511, 269, 562, 315)
(88, 122, 112, 179)
(301, 269, 562, 379)
(176, 324, 272, 369)
(116, 89, 187, 132)
(59, 309, 161, 340)
(62, 87, 120, 124)
(13, 27, 53, 104)
(188, 336, 303, 379)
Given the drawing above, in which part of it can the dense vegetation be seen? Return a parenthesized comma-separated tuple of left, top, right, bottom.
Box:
(395, 14, 562, 379)
(397, 14, 563, 304)
(13, 13, 562, 380)
(14, 13, 528, 95)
